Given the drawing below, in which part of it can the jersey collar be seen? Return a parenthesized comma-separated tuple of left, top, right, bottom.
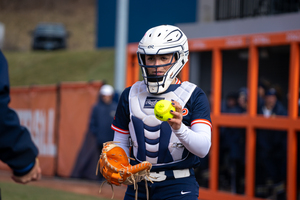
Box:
(174, 78, 181, 84)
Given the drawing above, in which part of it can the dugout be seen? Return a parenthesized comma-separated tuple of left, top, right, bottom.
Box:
(125, 14, 300, 200)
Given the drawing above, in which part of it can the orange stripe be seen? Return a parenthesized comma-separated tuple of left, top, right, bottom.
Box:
(111, 124, 129, 134)
(191, 119, 212, 126)
(191, 119, 212, 128)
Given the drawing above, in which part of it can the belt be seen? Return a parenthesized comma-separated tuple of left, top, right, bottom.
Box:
(147, 168, 194, 182)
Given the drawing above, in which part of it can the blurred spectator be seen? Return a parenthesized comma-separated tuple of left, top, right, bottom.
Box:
(71, 84, 117, 180)
(257, 79, 270, 110)
(256, 87, 287, 199)
(258, 82, 266, 103)
(258, 88, 287, 117)
(0, 50, 41, 184)
(237, 87, 248, 113)
(90, 84, 117, 152)
(221, 92, 239, 113)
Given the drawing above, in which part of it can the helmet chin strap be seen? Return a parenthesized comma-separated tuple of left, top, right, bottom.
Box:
(147, 77, 178, 94)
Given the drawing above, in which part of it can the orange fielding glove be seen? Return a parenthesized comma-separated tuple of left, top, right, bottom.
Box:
(97, 142, 152, 186)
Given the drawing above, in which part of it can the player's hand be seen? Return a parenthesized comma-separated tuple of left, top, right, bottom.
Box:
(167, 99, 183, 130)
(12, 158, 42, 184)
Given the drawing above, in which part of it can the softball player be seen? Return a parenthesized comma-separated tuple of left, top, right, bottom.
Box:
(112, 25, 212, 200)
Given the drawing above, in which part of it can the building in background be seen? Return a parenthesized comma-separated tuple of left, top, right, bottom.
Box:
(96, 0, 198, 48)
(178, 0, 300, 100)
(96, 0, 300, 102)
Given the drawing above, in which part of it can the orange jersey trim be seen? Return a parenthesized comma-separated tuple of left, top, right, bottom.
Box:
(111, 124, 129, 134)
(191, 119, 212, 129)
(175, 78, 181, 84)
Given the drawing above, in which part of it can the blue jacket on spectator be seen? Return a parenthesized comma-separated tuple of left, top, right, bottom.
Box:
(88, 97, 117, 150)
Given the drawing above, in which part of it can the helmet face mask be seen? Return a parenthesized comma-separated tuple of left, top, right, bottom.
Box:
(137, 25, 189, 94)
(139, 52, 177, 94)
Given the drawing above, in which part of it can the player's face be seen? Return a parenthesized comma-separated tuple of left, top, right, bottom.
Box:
(145, 54, 174, 76)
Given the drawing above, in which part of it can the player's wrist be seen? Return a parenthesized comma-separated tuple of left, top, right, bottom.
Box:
(12, 160, 36, 177)
(12, 158, 41, 184)
(171, 123, 187, 135)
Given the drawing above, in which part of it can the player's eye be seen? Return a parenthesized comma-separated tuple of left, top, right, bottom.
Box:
(161, 55, 171, 62)
(146, 56, 154, 61)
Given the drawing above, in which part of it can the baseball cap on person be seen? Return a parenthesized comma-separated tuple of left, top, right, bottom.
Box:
(100, 84, 114, 96)
(265, 88, 276, 96)
(238, 87, 248, 98)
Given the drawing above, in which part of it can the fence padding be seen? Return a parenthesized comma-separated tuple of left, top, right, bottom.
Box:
(57, 82, 102, 177)
(0, 85, 57, 176)
(0, 81, 102, 178)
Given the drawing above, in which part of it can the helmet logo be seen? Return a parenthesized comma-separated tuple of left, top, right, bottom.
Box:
(143, 96, 164, 108)
(148, 45, 154, 49)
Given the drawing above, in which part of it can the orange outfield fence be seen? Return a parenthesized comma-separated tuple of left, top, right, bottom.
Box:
(0, 85, 58, 176)
(126, 30, 300, 200)
(56, 81, 103, 177)
(0, 81, 103, 178)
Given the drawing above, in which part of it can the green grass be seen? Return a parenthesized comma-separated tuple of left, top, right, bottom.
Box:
(0, 182, 111, 200)
(3, 49, 115, 87)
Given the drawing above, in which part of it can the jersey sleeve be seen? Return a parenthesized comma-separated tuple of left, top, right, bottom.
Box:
(189, 87, 212, 128)
(0, 50, 38, 176)
(111, 87, 131, 134)
(172, 86, 212, 158)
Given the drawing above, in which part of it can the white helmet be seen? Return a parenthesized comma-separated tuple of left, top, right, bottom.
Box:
(137, 25, 189, 94)
(100, 84, 114, 96)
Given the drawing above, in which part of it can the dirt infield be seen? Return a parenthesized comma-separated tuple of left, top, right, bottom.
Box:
(0, 170, 126, 199)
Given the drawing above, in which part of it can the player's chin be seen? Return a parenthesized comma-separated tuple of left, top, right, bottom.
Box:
(149, 74, 163, 77)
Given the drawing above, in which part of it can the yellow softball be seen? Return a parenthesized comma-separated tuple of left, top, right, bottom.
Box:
(154, 100, 175, 121)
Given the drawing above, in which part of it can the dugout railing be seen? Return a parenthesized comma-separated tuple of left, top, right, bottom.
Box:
(125, 30, 300, 200)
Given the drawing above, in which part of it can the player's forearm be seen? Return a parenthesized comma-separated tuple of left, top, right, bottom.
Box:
(0, 107, 39, 171)
(12, 158, 42, 184)
(113, 131, 130, 156)
(172, 123, 211, 158)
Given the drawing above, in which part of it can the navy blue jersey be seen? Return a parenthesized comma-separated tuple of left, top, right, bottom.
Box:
(112, 81, 211, 171)
(112, 84, 211, 132)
